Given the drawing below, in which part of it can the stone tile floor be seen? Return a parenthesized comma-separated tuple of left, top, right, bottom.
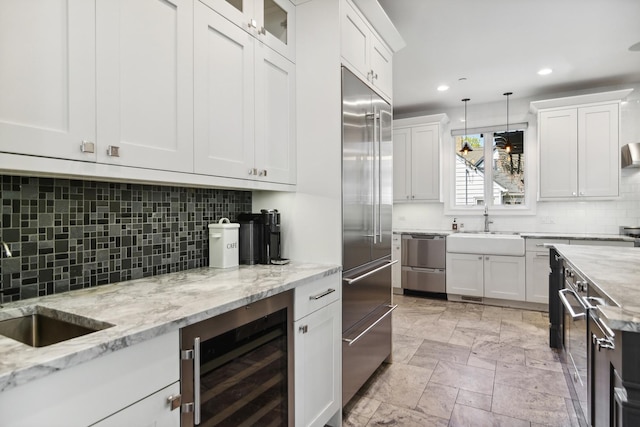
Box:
(342, 294, 580, 427)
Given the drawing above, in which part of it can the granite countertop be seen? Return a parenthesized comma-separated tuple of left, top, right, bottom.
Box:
(552, 244, 640, 332)
(0, 262, 341, 393)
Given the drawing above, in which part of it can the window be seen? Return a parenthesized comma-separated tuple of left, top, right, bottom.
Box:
(449, 126, 532, 214)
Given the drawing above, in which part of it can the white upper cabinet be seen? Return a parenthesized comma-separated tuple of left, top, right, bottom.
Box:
(393, 115, 447, 202)
(254, 43, 296, 184)
(96, 0, 194, 173)
(194, 1, 296, 185)
(532, 90, 631, 200)
(0, 0, 96, 162)
(341, 0, 392, 100)
(199, 0, 296, 62)
(194, 4, 255, 179)
(539, 103, 619, 199)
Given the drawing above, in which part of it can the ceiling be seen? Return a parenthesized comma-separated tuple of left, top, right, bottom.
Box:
(378, 0, 640, 116)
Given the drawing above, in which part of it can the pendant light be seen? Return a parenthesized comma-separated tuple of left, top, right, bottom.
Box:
(503, 92, 513, 153)
(459, 98, 472, 155)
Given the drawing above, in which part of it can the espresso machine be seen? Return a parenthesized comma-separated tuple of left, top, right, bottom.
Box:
(237, 209, 287, 265)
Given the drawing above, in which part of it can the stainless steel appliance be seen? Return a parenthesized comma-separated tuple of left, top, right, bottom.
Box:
(341, 67, 396, 407)
(237, 209, 287, 265)
(401, 234, 446, 294)
(179, 291, 294, 426)
(559, 264, 589, 421)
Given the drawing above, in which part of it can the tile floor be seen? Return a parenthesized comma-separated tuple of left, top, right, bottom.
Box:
(342, 294, 580, 427)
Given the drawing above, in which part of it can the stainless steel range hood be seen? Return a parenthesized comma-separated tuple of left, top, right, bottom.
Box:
(621, 143, 640, 168)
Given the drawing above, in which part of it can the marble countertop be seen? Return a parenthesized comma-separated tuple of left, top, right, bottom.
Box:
(394, 229, 635, 242)
(0, 262, 341, 393)
(552, 244, 640, 332)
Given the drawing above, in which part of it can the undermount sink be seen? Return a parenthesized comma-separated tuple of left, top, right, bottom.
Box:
(447, 232, 525, 256)
(0, 306, 113, 348)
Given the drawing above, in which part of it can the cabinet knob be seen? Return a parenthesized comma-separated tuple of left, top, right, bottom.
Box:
(248, 168, 257, 175)
(299, 325, 308, 334)
(572, 192, 577, 196)
(107, 145, 120, 157)
(258, 169, 267, 177)
(248, 19, 257, 29)
(580, 191, 585, 196)
(485, 256, 489, 260)
(259, 26, 266, 35)
(167, 394, 182, 411)
(80, 141, 95, 153)
(478, 256, 482, 260)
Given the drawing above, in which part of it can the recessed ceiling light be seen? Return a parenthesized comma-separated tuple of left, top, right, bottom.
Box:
(538, 68, 553, 76)
(437, 85, 449, 92)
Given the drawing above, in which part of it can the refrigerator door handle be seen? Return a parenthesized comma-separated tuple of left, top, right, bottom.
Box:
(372, 107, 378, 245)
(376, 109, 383, 242)
(343, 260, 398, 285)
(342, 304, 397, 346)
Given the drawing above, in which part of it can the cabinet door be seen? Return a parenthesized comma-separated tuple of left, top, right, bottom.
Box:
(370, 35, 392, 99)
(294, 301, 341, 427)
(484, 255, 526, 301)
(578, 104, 619, 197)
(392, 128, 411, 201)
(411, 124, 440, 201)
(96, 0, 194, 172)
(341, 0, 369, 82)
(539, 109, 578, 198)
(194, 2, 255, 179)
(255, 44, 296, 184)
(525, 251, 550, 303)
(0, 0, 96, 162)
(199, 0, 256, 32)
(258, 0, 296, 62)
(91, 383, 180, 427)
(446, 253, 484, 297)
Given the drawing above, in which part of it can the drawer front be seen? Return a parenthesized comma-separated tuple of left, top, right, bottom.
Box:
(525, 238, 569, 252)
(294, 273, 341, 321)
(401, 266, 445, 293)
(401, 235, 446, 268)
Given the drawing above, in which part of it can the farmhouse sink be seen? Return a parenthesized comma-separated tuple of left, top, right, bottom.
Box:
(447, 232, 525, 256)
(0, 306, 113, 347)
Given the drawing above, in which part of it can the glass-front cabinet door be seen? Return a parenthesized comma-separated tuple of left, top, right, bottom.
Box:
(199, 0, 295, 61)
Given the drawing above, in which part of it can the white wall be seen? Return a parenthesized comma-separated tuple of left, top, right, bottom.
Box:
(394, 82, 640, 234)
(253, 0, 343, 265)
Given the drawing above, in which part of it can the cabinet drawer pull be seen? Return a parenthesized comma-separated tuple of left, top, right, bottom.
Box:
(309, 288, 336, 300)
(342, 304, 397, 346)
(81, 140, 95, 153)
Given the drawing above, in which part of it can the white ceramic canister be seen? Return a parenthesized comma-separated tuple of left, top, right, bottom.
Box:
(208, 218, 240, 268)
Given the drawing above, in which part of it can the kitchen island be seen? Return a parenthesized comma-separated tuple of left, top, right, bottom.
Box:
(550, 244, 640, 426)
(0, 262, 341, 426)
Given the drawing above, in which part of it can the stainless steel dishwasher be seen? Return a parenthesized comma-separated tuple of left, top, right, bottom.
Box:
(401, 234, 446, 294)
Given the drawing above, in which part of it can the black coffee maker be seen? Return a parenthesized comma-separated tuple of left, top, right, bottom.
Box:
(237, 209, 287, 265)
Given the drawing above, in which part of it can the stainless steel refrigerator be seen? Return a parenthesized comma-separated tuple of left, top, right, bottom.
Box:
(341, 67, 396, 407)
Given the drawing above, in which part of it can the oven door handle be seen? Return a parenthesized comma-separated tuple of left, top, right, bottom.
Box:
(559, 288, 586, 321)
(343, 260, 398, 284)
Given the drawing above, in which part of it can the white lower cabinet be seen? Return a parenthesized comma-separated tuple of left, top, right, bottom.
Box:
(91, 383, 180, 427)
(446, 253, 484, 297)
(294, 274, 341, 427)
(483, 255, 525, 301)
(0, 331, 180, 427)
(446, 253, 525, 301)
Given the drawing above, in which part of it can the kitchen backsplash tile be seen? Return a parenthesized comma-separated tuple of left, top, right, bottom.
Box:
(0, 176, 251, 302)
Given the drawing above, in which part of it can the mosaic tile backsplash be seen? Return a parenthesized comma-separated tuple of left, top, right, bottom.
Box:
(0, 175, 252, 302)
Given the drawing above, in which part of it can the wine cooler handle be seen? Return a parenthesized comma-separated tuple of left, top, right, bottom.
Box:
(194, 337, 201, 425)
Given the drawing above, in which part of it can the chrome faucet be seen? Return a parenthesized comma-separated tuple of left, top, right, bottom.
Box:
(483, 206, 493, 232)
(1, 241, 12, 258)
